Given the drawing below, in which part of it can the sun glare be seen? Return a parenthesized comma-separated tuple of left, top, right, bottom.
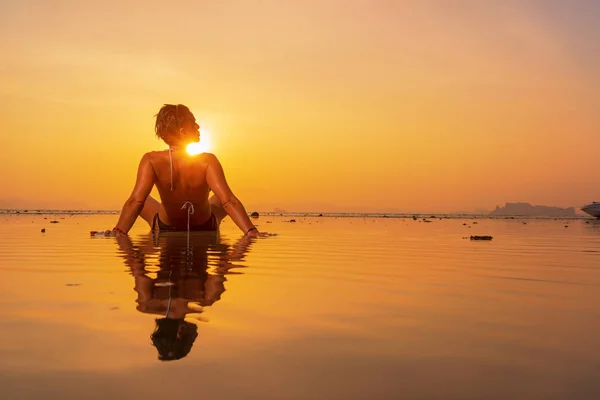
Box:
(186, 129, 212, 155)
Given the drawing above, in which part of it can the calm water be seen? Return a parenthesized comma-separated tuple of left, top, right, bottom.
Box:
(1, 214, 600, 400)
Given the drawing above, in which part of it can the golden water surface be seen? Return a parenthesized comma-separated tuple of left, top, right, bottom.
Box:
(1, 213, 600, 400)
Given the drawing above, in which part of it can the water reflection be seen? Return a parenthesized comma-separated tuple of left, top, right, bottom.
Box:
(585, 219, 600, 231)
(116, 232, 253, 361)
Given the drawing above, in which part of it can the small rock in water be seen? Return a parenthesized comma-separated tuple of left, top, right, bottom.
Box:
(41, 228, 46, 233)
(250, 211, 260, 218)
(49, 220, 59, 224)
(90, 230, 111, 236)
(289, 219, 296, 223)
(470, 235, 493, 241)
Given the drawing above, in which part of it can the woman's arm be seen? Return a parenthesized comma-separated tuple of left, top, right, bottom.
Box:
(115, 234, 154, 306)
(114, 154, 156, 234)
(205, 154, 257, 235)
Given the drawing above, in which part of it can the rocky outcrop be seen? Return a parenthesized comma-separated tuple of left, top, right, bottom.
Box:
(490, 202, 575, 217)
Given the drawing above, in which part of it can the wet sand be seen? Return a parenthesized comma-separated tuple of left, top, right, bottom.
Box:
(1, 213, 600, 399)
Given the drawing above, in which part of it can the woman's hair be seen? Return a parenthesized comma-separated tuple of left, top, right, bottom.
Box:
(151, 318, 198, 361)
(155, 104, 192, 146)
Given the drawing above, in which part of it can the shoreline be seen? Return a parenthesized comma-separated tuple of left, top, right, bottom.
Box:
(0, 209, 594, 220)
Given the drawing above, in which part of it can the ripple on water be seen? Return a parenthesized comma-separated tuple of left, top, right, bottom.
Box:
(0, 215, 599, 399)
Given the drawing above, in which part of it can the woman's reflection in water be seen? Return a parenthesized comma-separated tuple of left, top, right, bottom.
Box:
(116, 232, 253, 361)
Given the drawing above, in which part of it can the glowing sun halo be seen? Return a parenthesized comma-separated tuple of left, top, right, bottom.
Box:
(186, 129, 212, 155)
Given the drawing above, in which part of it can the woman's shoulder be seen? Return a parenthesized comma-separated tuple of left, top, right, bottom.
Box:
(145, 150, 168, 157)
(141, 150, 219, 167)
(195, 152, 218, 165)
(142, 150, 169, 162)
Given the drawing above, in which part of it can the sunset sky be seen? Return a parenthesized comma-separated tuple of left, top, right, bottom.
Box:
(1, 0, 598, 213)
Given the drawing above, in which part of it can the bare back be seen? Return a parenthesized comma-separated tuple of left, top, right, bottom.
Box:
(147, 150, 213, 227)
(115, 142, 254, 236)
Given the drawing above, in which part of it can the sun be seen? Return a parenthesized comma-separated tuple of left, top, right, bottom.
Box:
(186, 129, 212, 155)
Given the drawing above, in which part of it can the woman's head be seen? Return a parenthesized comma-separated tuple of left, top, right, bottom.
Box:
(155, 104, 200, 147)
(151, 318, 198, 361)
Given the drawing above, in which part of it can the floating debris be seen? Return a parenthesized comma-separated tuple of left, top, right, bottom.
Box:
(49, 220, 59, 224)
(470, 235, 493, 241)
(250, 211, 260, 218)
(41, 228, 45, 233)
(289, 219, 296, 223)
(65, 283, 81, 286)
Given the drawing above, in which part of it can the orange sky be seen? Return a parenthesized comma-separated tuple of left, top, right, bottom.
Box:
(0, 1, 598, 213)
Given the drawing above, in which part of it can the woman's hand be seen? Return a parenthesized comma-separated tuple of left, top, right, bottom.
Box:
(89, 229, 126, 237)
(245, 229, 273, 238)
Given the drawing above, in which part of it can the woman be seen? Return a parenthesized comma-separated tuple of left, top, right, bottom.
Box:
(110, 104, 263, 236)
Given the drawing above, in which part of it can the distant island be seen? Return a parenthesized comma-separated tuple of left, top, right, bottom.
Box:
(490, 202, 576, 217)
